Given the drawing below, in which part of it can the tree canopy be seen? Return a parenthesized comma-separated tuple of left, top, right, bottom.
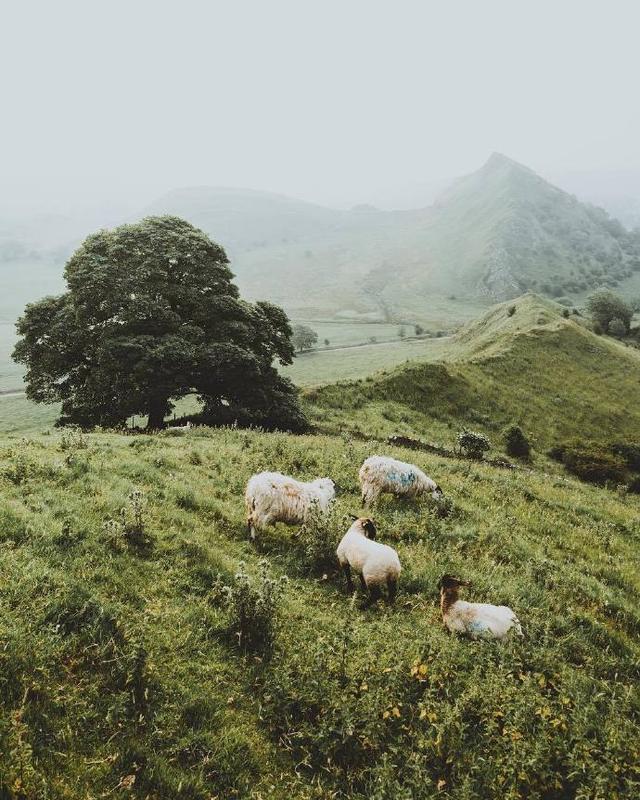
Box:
(13, 216, 306, 431)
(291, 324, 318, 352)
(586, 289, 633, 334)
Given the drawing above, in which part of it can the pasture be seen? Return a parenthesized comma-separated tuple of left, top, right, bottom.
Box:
(0, 424, 638, 797)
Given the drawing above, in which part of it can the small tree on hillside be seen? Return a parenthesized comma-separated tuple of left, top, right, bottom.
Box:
(398, 326, 406, 339)
(291, 324, 318, 352)
(414, 324, 424, 336)
(13, 216, 305, 431)
(586, 290, 632, 334)
(608, 318, 628, 338)
(458, 430, 491, 459)
(503, 424, 531, 459)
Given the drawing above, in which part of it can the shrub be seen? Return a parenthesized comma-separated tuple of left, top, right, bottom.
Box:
(458, 429, 491, 459)
(297, 505, 340, 576)
(627, 476, 640, 494)
(586, 289, 632, 333)
(503, 424, 531, 459)
(562, 308, 570, 318)
(608, 317, 627, 338)
(550, 441, 627, 485)
(507, 305, 516, 317)
(611, 442, 640, 471)
(59, 425, 88, 451)
(223, 560, 288, 654)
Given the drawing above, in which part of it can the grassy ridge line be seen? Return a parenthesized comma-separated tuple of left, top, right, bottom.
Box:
(306, 295, 640, 449)
(1, 425, 639, 797)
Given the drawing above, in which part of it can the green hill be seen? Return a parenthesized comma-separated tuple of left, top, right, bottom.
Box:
(2, 292, 640, 796)
(143, 156, 640, 321)
(1, 417, 639, 797)
(306, 294, 640, 449)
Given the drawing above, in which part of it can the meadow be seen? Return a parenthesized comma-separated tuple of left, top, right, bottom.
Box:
(283, 335, 451, 387)
(0, 423, 638, 798)
(1, 294, 639, 798)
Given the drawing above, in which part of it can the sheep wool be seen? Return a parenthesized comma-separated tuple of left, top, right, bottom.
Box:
(359, 455, 442, 505)
(336, 517, 401, 603)
(245, 471, 335, 539)
(439, 575, 523, 640)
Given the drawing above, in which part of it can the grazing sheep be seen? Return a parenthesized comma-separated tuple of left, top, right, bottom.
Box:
(438, 575, 523, 639)
(245, 471, 335, 540)
(336, 516, 401, 604)
(359, 455, 442, 506)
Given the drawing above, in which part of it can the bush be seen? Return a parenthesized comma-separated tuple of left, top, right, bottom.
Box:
(627, 476, 640, 494)
(297, 505, 340, 576)
(608, 317, 627, 338)
(562, 308, 570, 319)
(223, 560, 288, 654)
(458, 429, 491, 459)
(503, 424, 531, 459)
(549, 441, 627, 485)
(507, 305, 516, 317)
(611, 442, 640, 471)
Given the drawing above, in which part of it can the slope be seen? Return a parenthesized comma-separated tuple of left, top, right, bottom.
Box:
(0, 420, 639, 798)
(307, 294, 640, 449)
(142, 156, 640, 320)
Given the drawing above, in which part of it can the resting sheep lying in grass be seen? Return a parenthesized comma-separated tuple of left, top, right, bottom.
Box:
(244, 471, 335, 540)
(438, 575, 523, 639)
(336, 516, 401, 605)
(359, 455, 442, 506)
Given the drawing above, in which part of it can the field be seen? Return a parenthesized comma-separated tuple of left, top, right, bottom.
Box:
(1, 293, 640, 797)
(1, 422, 638, 798)
(283, 335, 451, 387)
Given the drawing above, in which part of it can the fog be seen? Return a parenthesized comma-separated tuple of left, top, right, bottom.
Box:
(1, 0, 639, 215)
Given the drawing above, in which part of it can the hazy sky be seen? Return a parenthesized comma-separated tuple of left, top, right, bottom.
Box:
(2, 0, 639, 213)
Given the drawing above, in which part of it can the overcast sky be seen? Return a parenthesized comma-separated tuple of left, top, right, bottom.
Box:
(1, 0, 639, 213)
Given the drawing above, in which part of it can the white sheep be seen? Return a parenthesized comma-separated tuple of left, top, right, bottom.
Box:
(165, 421, 192, 433)
(244, 471, 335, 540)
(438, 575, 523, 639)
(359, 455, 442, 506)
(336, 516, 401, 604)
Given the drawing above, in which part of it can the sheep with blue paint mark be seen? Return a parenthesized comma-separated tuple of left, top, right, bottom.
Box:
(358, 455, 442, 506)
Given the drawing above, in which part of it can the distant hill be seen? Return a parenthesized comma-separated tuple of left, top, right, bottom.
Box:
(144, 156, 640, 320)
(3, 154, 640, 347)
(307, 294, 640, 447)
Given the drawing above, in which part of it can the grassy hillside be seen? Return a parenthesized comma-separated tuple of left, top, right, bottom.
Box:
(1, 421, 639, 798)
(306, 295, 640, 450)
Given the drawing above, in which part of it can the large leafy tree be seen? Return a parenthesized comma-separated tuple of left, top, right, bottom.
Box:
(13, 216, 306, 430)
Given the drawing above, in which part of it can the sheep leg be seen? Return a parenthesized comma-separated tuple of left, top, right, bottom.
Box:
(361, 583, 381, 608)
(359, 573, 368, 592)
(342, 564, 355, 594)
(386, 577, 398, 604)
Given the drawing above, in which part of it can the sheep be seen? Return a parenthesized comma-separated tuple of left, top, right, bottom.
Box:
(165, 421, 192, 433)
(438, 575, 523, 640)
(244, 471, 335, 540)
(359, 455, 442, 506)
(336, 516, 401, 605)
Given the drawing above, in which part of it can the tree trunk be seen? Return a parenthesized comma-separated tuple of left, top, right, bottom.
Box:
(147, 395, 166, 430)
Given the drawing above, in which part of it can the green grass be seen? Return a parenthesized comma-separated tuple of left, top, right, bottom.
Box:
(284, 335, 451, 386)
(0, 423, 639, 798)
(306, 295, 640, 449)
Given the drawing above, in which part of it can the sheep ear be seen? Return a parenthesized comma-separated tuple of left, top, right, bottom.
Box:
(348, 513, 359, 520)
